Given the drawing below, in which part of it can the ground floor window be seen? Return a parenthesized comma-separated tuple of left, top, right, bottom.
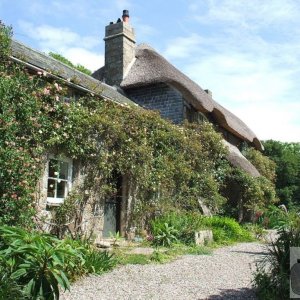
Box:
(46, 156, 72, 206)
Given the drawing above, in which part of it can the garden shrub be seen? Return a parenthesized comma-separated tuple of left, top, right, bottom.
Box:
(222, 167, 277, 222)
(254, 205, 290, 229)
(0, 226, 116, 299)
(151, 222, 179, 247)
(150, 212, 253, 246)
(0, 226, 74, 299)
(63, 238, 116, 276)
(244, 147, 276, 183)
(253, 215, 300, 299)
(201, 216, 253, 244)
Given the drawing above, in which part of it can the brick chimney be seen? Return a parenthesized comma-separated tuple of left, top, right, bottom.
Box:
(104, 10, 136, 86)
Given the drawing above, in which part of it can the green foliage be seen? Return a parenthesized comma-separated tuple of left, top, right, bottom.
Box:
(255, 205, 290, 229)
(55, 238, 116, 278)
(253, 215, 300, 299)
(223, 167, 277, 222)
(150, 212, 253, 246)
(0, 226, 74, 299)
(0, 264, 25, 300)
(0, 21, 12, 63)
(48, 52, 92, 75)
(201, 216, 253, 244)
(243, 223, 266, 240)
(244, 147, 276, 182)
(83, 249, 116, 273)
(263, 140, 300, 207)
(119, 253, 151, 265)
(0, 226, 117, 298)
(150, 211, 204, 245)
(151, 222, 178, 247)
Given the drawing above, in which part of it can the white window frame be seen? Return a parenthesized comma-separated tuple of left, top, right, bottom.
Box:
(46, 155, 72, 206)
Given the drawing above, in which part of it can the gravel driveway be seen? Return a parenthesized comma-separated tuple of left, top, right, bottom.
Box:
(61, 242, 267, 300)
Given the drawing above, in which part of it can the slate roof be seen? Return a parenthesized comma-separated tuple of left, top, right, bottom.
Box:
(11, 40, 136, 106)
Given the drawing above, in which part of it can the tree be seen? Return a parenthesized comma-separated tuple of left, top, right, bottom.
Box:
(263, 140, 300, 207)
(48, 52, 92, 75)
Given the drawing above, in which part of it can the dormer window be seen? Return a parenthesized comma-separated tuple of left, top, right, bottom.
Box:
(47, 157, 72, 206)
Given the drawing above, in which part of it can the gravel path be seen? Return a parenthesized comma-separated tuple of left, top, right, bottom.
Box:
(61, 242, 267, 300)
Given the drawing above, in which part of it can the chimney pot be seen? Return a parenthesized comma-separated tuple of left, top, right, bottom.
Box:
(122, 9, 130, 22)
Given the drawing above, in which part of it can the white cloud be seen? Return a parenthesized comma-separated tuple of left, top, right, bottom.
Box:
(234, 102, 300, 142)
(185, 52, 294, 103)
(18, 21, 103, 71)
(164, 34, 204, 59)
(62, 48, 104, 72)
(191, 0, 300, 30)
(19, 21, 100, 49)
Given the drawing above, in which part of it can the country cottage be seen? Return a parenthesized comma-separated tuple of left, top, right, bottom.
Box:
(6, 10, 262, 240)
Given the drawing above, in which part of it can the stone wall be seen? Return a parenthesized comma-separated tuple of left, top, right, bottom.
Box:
(126, 83, 184, 124)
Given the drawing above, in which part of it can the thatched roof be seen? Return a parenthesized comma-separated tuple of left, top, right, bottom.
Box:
(11, 40, 135, 106)
(117, 44, 263, 151)
(222, 140, 260, 177)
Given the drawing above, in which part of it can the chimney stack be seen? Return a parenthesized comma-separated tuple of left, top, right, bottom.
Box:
(103, 10, 136, 86)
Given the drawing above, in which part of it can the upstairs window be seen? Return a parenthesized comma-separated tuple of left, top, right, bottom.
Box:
(184, 102, 208, 124)
(47, 157, 72, 206)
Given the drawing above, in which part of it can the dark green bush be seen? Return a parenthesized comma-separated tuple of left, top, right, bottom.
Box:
(0, 264, 25, 300)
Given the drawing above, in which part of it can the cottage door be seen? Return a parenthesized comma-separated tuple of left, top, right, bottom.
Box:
(103, 175, 122, 238)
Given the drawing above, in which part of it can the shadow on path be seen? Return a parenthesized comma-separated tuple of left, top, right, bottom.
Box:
(206, 287, 257, 300)
(230, 250, 268, 256)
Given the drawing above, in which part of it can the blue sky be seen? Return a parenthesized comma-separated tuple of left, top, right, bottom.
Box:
(1, 0, 299, 142)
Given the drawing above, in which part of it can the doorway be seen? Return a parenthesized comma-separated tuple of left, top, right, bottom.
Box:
(103, 174, 122, 238)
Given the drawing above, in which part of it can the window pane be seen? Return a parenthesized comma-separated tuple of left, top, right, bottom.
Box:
(47, 179, 56, 197)
(59, 161, 69, 179)
(57, 180, 67, 198)
(48, 159, 59, 178)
